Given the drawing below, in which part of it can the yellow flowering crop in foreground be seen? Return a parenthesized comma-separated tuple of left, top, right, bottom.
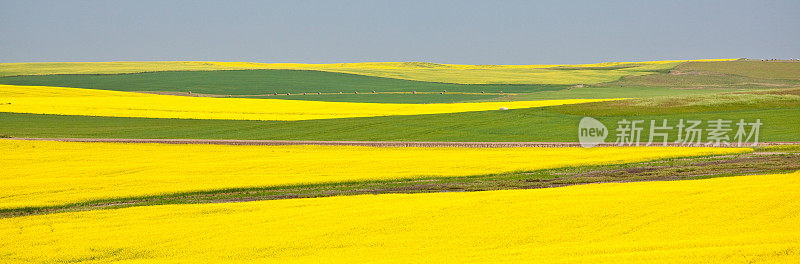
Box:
(0, 139, 749, 209)
(0, 85, 614, 120)
(2, 171, 797, 263)
(0, 59, 736, 84)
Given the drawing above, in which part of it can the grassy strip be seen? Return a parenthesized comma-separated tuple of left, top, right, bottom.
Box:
(677, 60, 800, 80)
(503, 61, 800, 101)
(503, 62, 800, 101)
(604, 60, 800, 88)
(3, 148, 798, 218)
(592, 72, 800, 90)
(548, 93, 800, 116)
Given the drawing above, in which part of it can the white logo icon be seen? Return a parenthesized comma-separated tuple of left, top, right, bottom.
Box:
(579, 117, 607, 148)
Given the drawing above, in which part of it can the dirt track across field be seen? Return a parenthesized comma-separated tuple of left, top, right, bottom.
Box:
(8, 138, 800, 148)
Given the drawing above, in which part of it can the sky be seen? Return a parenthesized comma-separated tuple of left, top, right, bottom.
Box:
(1, 0, 798, 64)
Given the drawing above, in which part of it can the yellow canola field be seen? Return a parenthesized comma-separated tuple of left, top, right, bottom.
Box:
(0, 139, 749, 209)
(0, 61, 256, 77)
(0, 85, 614, 120)
(0, 59, 736, 85)
(2, 171, 797, 263)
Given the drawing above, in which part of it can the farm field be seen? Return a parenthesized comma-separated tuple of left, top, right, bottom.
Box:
(0, 139, 748, 209)
(0, 85, 611, 120)
(0, 69, 568, 102)
(0, 61, 266, 77)
(2, 60, 785, 104)
(2, 91, 798, 142)
(217, 60, 693, 84)
(0, 59, 731, 85)
(2, 107, 799, 142)
(5, 1, 799, 262)
(1, 60, 799, 141)
(1, 59, 799, 263)
(3, 171, 799, 263)
(4, 144, 796, 218)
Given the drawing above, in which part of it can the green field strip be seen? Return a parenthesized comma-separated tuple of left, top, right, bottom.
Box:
(0, 69, 568, 102)
(1, 105, 798, 142)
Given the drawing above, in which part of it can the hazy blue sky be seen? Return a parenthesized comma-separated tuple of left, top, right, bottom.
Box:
(1, 0, 798, 64)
